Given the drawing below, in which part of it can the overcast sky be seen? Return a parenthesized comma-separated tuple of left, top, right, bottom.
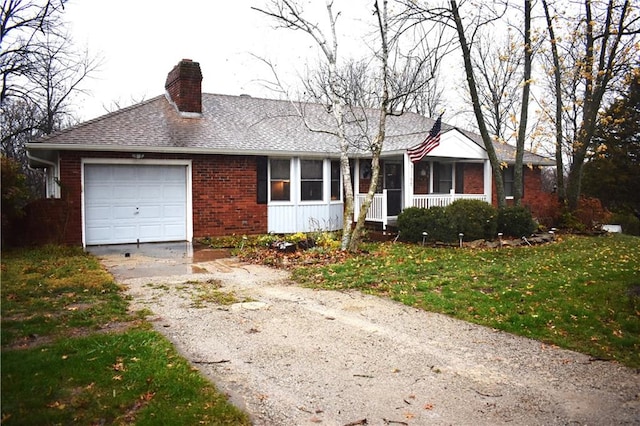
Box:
(65, 0, 373, 122)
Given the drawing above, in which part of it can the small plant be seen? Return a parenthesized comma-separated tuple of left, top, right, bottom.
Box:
(498, 206, 536, 238)
(314, 232, 341, 250)
(188, 279, 247, 307)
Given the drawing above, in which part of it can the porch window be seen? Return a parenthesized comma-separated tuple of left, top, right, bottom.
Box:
(301, 159, 323, 201)
(270, 159, 290, 201)
(330, 160, 341, 200)
(435, 162, 453, 193)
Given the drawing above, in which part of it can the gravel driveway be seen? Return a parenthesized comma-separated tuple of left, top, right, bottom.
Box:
(101, 251, 639, 425)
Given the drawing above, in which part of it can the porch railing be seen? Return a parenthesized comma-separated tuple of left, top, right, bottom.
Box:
(354, 190, 388, 228)
(354, 191, 489, 226)
(412, 193, 488, 209)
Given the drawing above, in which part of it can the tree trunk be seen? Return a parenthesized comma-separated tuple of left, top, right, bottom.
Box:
(542, 0, 566, 204)
(513, 0, 532, 206)
(348, 0, 389, 252)
(450, 0, 506, 208)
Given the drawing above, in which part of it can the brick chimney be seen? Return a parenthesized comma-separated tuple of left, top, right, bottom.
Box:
(165, 59, 203, 114)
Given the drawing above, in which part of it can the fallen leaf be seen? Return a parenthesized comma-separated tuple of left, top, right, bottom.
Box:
(141, 391, 155, 401)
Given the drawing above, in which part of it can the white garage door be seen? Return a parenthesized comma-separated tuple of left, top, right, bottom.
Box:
(84, 164, 188, 245)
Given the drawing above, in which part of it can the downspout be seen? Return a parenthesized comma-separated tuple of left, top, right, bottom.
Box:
(27, 152, 60, 198)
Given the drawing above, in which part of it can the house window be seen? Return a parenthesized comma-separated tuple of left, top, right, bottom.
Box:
(270, 159, 290, 201)
(330, 160, 341, 200)
(435, 162, 452, 193)
(502, 166, 523, 198)
(301, 159, 323, 201)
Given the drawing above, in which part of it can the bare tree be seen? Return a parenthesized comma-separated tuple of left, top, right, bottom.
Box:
(1, 0, 99, 194)
(539, 0, 639, 211)
(1, 0, 67, 103)
(254, 0, 447, 250)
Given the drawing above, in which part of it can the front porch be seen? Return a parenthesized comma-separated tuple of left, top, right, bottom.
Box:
(353, 144, 493, 229)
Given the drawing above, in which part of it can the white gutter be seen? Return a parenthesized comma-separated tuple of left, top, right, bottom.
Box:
(25, 143, 341, 159)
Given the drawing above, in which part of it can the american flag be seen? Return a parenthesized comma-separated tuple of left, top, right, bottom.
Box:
(408, 114, 443, 163)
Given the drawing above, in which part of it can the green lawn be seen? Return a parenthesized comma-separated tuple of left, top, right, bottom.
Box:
(1, 246, 250, 425)
(292, 234, 640, 368)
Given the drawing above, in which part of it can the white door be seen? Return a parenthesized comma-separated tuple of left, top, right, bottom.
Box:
(84, 164, 187, 245)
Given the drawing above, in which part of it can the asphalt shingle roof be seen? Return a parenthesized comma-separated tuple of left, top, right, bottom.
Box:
(30, 93, 553, 165)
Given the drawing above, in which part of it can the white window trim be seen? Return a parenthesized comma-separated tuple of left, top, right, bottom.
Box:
(268, 157, 294, 205)
(299, 158, 326, 204)
(329, 159, 343, 204)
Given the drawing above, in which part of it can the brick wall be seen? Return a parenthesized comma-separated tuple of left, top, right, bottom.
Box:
(30, 151, 268, 245)
(462, 163, 484, 194)
(191, 156, 267, 237)
(490, 166, 553, 213)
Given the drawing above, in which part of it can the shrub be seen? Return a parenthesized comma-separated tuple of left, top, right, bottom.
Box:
(574, 197, 611, 230)
(527, 193, 562, 229)
(397, 207, 429, 243)
(424, 206, 456, 243)
(497, 206, 536, 238)
(1, 156, 32, 247)
(559, 211, 586, 232)
(397, 206, 456, 243)
(609, 212, 640, 236)
(447, 199, 497, 241)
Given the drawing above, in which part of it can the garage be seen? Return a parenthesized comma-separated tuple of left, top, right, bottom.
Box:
(84, 163, 189, 245)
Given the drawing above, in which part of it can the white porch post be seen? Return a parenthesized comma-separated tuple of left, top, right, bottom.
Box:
(353, 159, 361, 219)
(483, 159, 493, 203)
(323, 159, 331, 205)
(403, 153, 413, 210)
(429, 161, 434, 193)
(354, 159, 361, 195)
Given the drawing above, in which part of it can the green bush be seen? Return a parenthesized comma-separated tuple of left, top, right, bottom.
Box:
(559, 212, 586, 232)
(397, 206, 457, 243)
(424, 206, 456, 243)
(447, 199, 497, 241)
(397, 207, 429, 243)
(497, 206, 536, 238)
(609, 212, 640, 236)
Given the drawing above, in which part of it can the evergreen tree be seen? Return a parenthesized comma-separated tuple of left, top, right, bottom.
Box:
(582, 69, 640, 214)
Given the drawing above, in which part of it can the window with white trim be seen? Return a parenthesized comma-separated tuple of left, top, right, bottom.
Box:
(270, 159, 290, 201)
(435, 162, 453, 193)
(330, 160, 341, 200)
(300, 159, 323, 201)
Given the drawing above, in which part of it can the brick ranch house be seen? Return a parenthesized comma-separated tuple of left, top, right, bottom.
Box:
(25, 59, 554, 247)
